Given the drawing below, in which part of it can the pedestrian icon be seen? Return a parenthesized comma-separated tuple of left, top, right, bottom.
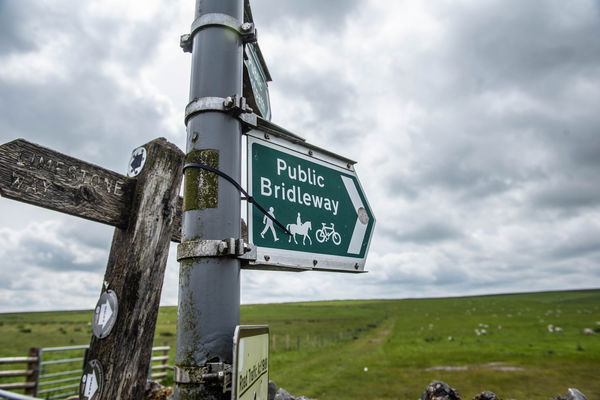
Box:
(260, 207, 279, 241)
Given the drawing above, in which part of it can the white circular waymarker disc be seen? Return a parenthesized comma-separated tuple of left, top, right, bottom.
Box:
(80, 359, 104, 400)
(127, 146, 147, 177)
(92, 290, 118, 339)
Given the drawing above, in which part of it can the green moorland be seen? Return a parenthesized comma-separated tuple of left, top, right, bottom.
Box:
(0, 289, 599, 400)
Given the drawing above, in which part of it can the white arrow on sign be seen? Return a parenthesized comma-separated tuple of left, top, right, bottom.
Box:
(341, 176, 369, 255)
(84, 371, 98, 398)
(98, 301, 113, 329)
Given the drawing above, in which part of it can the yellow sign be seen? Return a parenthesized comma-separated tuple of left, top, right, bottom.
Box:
(233, 326, 269, 400)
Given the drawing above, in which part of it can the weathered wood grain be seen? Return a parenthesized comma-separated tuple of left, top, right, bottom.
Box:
(85, 138, 184, 400)
(172, 196, 183, 243)
(24, 347, 40, 396)
(0, 138, 184, 242)
(0, 139, 134, 228)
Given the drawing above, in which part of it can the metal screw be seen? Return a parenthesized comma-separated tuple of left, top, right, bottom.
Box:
(223, 96, 234, 108)
(241, 22, 253, 32)
(191, 132, 199, 142)
(358, 207, 369, 225)
(313, 260, 318, 266)
(264, 255, 270, 262)
(347, 163, 352, 169)
(354, 263, 359, 270)
(180, 34, 192, 52)
(308, 150, 314, 156)
(264, 133, 270, 140)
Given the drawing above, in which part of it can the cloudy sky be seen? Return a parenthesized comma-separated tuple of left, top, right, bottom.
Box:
(1, 0, 599, 312)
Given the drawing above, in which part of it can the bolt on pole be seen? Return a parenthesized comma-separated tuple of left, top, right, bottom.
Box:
(175, 0, 243, 399)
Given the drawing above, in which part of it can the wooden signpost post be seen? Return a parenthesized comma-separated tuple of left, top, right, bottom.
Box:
(0, 137, 184, 400)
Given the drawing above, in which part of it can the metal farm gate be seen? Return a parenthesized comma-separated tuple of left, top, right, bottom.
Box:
(0, 345, 171, 399)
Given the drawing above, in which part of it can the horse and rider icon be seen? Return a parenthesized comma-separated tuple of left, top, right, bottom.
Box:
(259, 208, 341, 247)
(287, 212, 312, 245)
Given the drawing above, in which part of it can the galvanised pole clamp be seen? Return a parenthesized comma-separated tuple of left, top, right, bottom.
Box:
(180, 13, 257, 52)
(174, 363, 232, 392)
(177, 238, 257, 261)
(184, 95, 258, 128)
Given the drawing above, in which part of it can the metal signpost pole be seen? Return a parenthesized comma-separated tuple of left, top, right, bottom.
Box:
(175, 0, 244, 399)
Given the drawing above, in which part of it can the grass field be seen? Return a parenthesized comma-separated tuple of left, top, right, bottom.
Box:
(1, 289, 599, 399)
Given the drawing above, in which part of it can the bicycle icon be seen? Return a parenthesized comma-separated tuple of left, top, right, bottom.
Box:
(315, 223, 341, 246)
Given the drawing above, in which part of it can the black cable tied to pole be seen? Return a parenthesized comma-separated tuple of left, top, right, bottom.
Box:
(183, 163, 292, 236)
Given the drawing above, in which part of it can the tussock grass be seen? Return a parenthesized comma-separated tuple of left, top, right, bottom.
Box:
(1, 290, 599, 399)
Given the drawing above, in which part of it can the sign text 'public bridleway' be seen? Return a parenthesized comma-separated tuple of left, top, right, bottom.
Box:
(247, 129, 375, 273)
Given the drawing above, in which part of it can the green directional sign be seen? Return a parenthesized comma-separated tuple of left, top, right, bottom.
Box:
(244, 43, 271, 120)
(247, 130, 375, 272)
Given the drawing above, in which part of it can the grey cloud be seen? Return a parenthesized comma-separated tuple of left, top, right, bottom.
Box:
(385, 177, 419, 200)
(560, 125, 600, 172)
(381, 1, 600, 207)
(531, 180, 600, 211)
(24, 249, 101, 273)
(267, 68, 364, 152)
(276, 70, 358, 130)
(0, 1, 37, 55)
(19, 238, 95, 271)
(366, 270, 432, 288)
(0, 78, 169, 172)
(58, 220, 113, 253)
(439, 1, 600, 94)
(382, 221, 464, 244)
(548, 235, 600, 262)
(259, 0, 600, 302)
(362, 265, 468, 295)
(379, 112, 548, 203)
(252, 0, 361, 31)
(2, 1, 600, 311)
(2, 221, 110, 273)
(428, 264, 469, 286)
(0, 2, 179, 171)
(397, 118, 555, 202)
(289, 72, 355, 121)
(0, 277, 10, 290)
(393, 154, 520, 201)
